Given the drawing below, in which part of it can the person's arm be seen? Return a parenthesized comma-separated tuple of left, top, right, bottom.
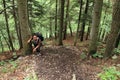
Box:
(27, 36, 32, 43)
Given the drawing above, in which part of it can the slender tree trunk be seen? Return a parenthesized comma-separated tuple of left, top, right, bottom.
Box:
(86, 26, 90, 40)
(98, 28, 102, 41)
(74, 0, 83, 46)
(55, 0, 58, 39)
(63, 0, 69, 40)
(49, 0, 52, 38)
(3, 0, 14, 51)
(12, 0, 21, 49)
(16, 6, 23, 49)
(0, 36, 4, 52)
(49, 17, 52, 38)
(80, 0, 89, 41)
(17, 0, 32, 55)
(58, 0, 65, 45)
(0, 31, 11, 51)
(88, 0, 103, 55)
(68, 19, 73, 36)
(101, 29, 105, 41)
(104, 0, 120, 58)
(115, 32, 120, 48)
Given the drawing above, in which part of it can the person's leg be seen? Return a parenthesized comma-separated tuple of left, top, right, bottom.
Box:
(36, 47, 42, 56)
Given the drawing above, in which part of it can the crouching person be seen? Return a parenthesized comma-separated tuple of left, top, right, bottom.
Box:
(27, 33, 43, 55)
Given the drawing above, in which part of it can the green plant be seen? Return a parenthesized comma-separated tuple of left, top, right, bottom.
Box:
(1, 67, 8, 73)
(113, 48, 120, 55)
(98, 66, 120, 80)
(92, 52, 103, 58)
(0, 59, 18, 73)
(24, 71, 38, 80)
(0, 60, 6, 66)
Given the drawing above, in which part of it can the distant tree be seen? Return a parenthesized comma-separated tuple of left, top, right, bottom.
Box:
(12, 0, 23, 49)
(55, 0, 58, 39)
(49, 0, 52, 38)
(58, 0, 65, 45)
(80, 0, 89, 41)
(17, 0, 32, 55)
(63, 0, 70, 40)
(74, 0, 83, 46)
(88, 0, 103, 55)
(105, 0, 120, 58)
(0, 36, 4, 52)
(3, 0, 14, 51)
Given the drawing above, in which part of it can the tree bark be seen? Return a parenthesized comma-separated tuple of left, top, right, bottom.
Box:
(74, 0, 83, 46)
(63, 0, 69, 40)
(80, 0, 89, 41)
(105, 0, 120, 58)
(3, 0, 14, 51)
(55, 0, 58, 39)
(68, 19, 73, 37)
(0, 36, 4, 52)
(115, 32, 120, 48)
(49, 0, 52, 38)
(17, 0, 32, 55)
(12, 0, 22, 49)
(88, 0, 103, 55)
(0, 30, 11, 51)
(58, 0, 65, 45)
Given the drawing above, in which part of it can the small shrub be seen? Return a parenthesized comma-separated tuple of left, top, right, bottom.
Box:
(98, 66, 120, 80)
(92, 52, 103, 58)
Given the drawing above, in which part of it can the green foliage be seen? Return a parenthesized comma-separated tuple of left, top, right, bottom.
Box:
(24, 71, 38, 80)
(99, 66, 120, 80)
(80, 52, 87, 59)
(113, 48, 120, 55)
(0, 59, 18, 73)
(0, 60, 6, 66)
(92, 52, 103, 58)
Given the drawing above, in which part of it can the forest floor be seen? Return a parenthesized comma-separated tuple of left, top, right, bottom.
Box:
(0, 37, 120, 80)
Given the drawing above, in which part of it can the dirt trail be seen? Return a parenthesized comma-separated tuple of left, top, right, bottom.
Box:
(0, 46, 101, 80)
(35, 46, 101, 80)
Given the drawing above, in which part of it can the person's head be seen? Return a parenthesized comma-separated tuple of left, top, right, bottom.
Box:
(33, 35, 38, 41)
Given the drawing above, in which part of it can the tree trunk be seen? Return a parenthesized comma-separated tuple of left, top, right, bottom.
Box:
(101, 29, 105, 41)
(0, 30, 11, 51)
(88, 0, 103, 55)
(63, 0, 69, 40)
(58, 0, 65, 45)
(0, 36, 4, 52)
(49, 0, 52, 38)
(17, 0, 32, 55)
(49, 17, 52, 38)
(3, 0, 14, 51)
(28, 0, 34, 33)
(115, 32, 120, 48)
(98, 28, 102, 41)
(12, 0, 22, 49)
(74, 0, 83, 46)
(68, 19, 73, 37)
(86, 26, 90, 40)
(80, 0, 89, 41)
(55, 0, 58, 39)
(105, 0, 120, 58)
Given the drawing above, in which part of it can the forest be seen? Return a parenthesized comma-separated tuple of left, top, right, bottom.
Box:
(0, 0, 120, 80)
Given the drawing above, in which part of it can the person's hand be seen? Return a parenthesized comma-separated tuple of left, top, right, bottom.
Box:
(27, 36, 32, 43)
(33, 48, 36, 53)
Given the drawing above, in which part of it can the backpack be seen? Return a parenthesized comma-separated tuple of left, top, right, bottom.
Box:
(34, 32, 44, 41)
